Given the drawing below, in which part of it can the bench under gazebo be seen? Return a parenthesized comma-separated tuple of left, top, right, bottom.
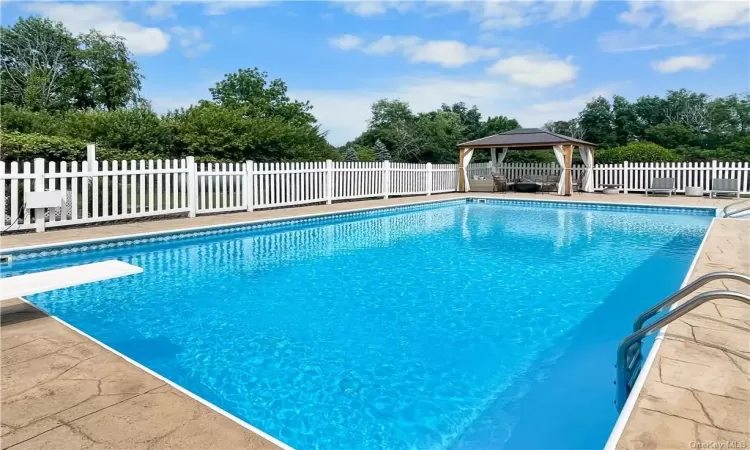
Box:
(457, 128, 597, 196)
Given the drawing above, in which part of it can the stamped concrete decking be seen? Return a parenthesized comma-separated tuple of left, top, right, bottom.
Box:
(1, 192, 747, 450)
(615, 218, 750, 450)
(0, 299, 281, 450)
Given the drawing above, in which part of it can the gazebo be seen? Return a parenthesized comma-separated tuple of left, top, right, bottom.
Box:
(457, 128, 596, 196)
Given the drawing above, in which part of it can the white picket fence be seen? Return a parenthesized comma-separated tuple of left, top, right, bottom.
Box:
(2, 157, 748, 233)
(468, 161, 750, 194)
(0, 158, 455, 232)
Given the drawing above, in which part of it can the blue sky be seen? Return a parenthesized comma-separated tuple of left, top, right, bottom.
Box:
(2, 1, 749, 145)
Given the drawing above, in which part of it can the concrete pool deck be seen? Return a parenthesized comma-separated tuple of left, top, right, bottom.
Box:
(613, 217, 750, 450)
(1, 192, 748, 449)
(0, 299, 282, 450)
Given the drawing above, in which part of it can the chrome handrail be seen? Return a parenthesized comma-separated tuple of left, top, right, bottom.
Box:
(615, 290, 750, 409)
(632, 271, 750, 332)
(723, 198, 750, 218)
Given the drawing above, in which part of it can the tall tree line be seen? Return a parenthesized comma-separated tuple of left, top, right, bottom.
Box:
(346, 91, 749, 164)
(545, 90, 750, 162)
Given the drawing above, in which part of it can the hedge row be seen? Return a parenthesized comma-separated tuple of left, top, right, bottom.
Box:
(0, 132, 225, 163)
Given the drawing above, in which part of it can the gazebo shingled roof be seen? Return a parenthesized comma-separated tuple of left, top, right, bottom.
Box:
(457, 128, 596, 150)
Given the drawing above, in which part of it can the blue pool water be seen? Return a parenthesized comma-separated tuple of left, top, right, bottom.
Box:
(5, 200, 712, 450)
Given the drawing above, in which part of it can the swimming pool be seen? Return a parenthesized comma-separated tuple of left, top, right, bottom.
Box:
(4, 199, 714, 449)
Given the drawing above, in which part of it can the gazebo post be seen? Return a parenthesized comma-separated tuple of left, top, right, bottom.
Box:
(458, 148, 466, 192)
(563, 144, 573, 196)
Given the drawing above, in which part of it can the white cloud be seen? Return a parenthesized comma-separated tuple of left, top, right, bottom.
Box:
(144, 2, 177, 19)
(336, 1, 414, 17)
(597, 29, 687, 53)
(603, 1, 749, 53)
(439, 0, 597, 30)
(203, 1, 270, 16)
(617, 0, 749, 32)
(407, 40, 498, 67)
(329, 34, 363, 50)
(292, 76, 523, 145)
(486, 54, 578, 87)
(332, 35, 498, 68)
(24, 3, 170, 55)
(171, 26, 212, 58)
(529, 88, 612, 115)
(650, 54, 721, 73)
(617, 1, 657, 28)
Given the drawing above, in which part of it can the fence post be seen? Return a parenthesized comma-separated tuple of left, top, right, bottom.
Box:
(186, 156, 197, 218)
(711, 160, 717, 190)
(425, 162, 432, 196)
(382, 160, 390, 199)
(84, 143, 96, 204)
(245, 160, 254, 211)
(623, 161, 629, 194)
(33, 158, 46, 232)
(325, 159, 333, 204)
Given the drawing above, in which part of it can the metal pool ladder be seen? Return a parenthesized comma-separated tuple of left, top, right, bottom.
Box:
(614, 272, 750, 410)
(723, 198, 750, 218)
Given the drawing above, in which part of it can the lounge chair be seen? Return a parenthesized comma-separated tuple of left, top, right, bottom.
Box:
(540, 174, 558, 193)
(645, 178, 676, 197)
(710, 178, 740, 199)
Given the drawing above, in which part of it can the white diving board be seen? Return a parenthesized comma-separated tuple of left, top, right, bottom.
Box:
(1, 260, 143, 301)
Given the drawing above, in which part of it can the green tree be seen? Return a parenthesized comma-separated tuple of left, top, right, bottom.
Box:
(373, 139, 391, 161)
(167, 101, 331, 162)
(663, 89, 711, 135)
(633, 95, 668, 133)
(596, 142, 679, 163)
(368, 99, 414, 130)
(345, 145, 358, 162)
(356, 146, 376, 162)
(441, 102, 481, 140)
(644, 123, 695, 149)
(0, 17, 78, 111)
(544, 119, 584, 139)
(1, 17, 142, 112)
(482, 115, 520, 137)
(411, 111, 464, 163)
(209, 68, 316, 126)
(612, 95, 639, 146)
(579, 96, 615, 147)
(72, 31, 142, 110)
(709, 93, 750, 137)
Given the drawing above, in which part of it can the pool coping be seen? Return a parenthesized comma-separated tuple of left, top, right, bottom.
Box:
(602, 217, 717, 449)
(0, 194, 725, 449)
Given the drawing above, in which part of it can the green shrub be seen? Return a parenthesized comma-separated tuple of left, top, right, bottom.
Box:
(596, 142, 679, 164)
(0, 131, 160, 162)
(356, 147, 377, 162)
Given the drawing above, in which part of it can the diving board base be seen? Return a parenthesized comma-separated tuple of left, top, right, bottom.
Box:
(1, 260, 143, 301)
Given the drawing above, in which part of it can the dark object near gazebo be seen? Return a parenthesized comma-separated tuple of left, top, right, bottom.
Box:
(514, 182, 541, 193)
